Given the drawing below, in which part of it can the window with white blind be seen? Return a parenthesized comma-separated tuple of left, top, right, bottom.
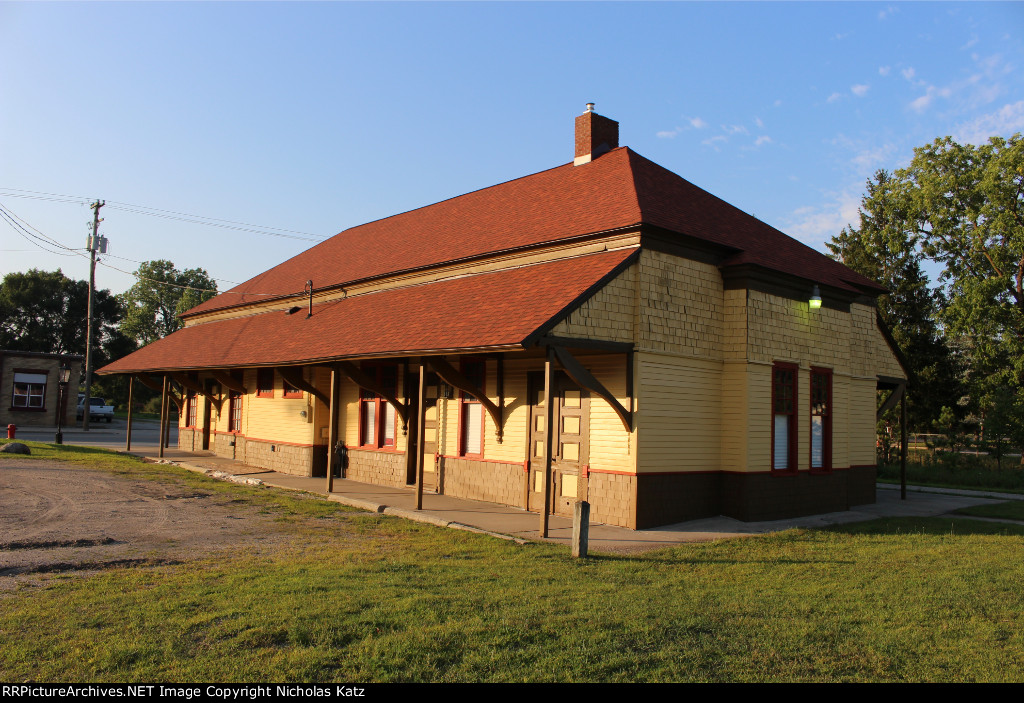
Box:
(810, 368, 832, 470)
(772, 364, 797, 470)
(12, 372, 47, 409)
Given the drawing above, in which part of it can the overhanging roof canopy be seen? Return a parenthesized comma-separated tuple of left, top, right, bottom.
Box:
(99, 249, 637, 375)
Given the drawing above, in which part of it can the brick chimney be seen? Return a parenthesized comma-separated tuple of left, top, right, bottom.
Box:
(574, 103, 619, 166)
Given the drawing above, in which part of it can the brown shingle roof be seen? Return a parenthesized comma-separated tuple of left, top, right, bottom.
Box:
(99, 249, 637, 374)
(185, 147, 881, 318)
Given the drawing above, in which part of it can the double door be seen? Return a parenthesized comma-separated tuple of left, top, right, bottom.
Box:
(528, 372, 589, 517)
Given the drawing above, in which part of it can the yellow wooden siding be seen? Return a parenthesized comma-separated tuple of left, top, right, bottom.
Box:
(745, 363, 772, 472)
(849, 378, 878, 465)
(549, 265, 636, 344)
(831, 373, 851, 469)
(244, 369, 313, 444)
(482, 359, 530, 464)
(638, 250, 724, 359)
(720, 361, 749, 472)
(584, 354, 635, 475)
(341, 376, 360, 447)
(636, 353, 721, 473)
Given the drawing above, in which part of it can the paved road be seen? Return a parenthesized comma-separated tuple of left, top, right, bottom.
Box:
(9, 418, 176, 452)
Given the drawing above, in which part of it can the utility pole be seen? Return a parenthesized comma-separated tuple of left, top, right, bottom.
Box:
(82, 200, 106, 431)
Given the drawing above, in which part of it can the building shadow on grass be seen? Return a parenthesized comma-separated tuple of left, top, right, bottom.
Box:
(821, 516, 1024, 537)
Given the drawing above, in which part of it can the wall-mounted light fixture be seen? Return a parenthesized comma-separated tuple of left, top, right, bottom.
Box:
(809, 285, 822, 310)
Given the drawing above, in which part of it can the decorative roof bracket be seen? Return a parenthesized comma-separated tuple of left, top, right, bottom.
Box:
(429, 356, 505, 443)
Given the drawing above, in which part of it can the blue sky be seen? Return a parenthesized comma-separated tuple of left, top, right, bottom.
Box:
(2, 1, 1022, 297)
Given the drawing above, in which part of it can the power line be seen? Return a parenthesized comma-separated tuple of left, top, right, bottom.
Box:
(0, 200, 291, 298)
(0, 187, 329, 241)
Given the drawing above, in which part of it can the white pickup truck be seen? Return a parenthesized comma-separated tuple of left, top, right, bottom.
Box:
(77, 396, 115, 423)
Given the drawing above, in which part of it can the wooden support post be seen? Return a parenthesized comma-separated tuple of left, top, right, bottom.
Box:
(415, 363, 427, 511)
(540, 349, 555, 538)
(125, 376, 134, 452)
(326, 365, 340, 493)
(158, 375, 168, 458)
(900, 391, 908, 501)
(572, 501, 590, 558)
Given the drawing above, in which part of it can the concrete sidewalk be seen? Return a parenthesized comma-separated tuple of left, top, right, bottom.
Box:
(117, 447, 1019, 554)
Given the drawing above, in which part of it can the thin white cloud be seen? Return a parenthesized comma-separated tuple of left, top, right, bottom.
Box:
(784, 191, 862, 247)
(755, 135, 773, 146)
(722, 124, 748, 135)
(851, 84, 870, 97)
(656, 128, 682, 139)
(755, 117, 764, 128)
(878, 6, 898, 20)
(689, 116, 708, 129)
(902, 67, 916, 81)
(773, 99, 783, 108)
(879, 66, 891, 77)
(701, 135, 728, 150)
(954, 101, 1024, 144)
(962, 34, 979, 50)
(827, 92, 843, 104)
(850, 143, 898, 171)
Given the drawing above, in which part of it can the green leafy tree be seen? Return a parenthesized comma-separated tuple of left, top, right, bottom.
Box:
(903, 134, 1024, 388)
(827, 170, 960, 432)
(119, 260, 218, 347)
(0, 268, 127, 360)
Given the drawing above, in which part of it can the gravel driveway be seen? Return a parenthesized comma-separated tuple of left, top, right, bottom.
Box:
(0, 459, 288, 590)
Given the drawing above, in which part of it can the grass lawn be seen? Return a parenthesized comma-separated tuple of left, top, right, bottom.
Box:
(878, 450, 1024, 495)
(3, 443, 1024, 682)
(955, 501, 1024, 521)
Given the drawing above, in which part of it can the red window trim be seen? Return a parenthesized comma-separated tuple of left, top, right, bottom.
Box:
(185, 393, 199, 428)
(457, 358, 486, 459)
(771, 362, 799, 474)
(282, 377, 304, 399)
(256, 368, 274, 398)
(227, 391, 243, 434)
(357, 363, 398, 449)
(809, 367, 833, 473)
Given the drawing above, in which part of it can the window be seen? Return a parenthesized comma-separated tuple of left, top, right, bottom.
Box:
(772, 363, 798, 471)
(459, 359, 485, 458)
(12, 372, 47, 410)
(810, 368, 832, 471)
(186, 393, 198, 428)
(228, 392, 243, 433)
(358, 364, 398, 448)
(256, 369, 274, 398)
(282, 378, 303, 399)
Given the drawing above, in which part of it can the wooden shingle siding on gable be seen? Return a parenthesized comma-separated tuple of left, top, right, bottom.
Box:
(638, 250, 723, 358)
(550, 265, 636, 344)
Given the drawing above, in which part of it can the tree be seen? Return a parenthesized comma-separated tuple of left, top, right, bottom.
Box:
(903, 134, 1024, 388)
(0, 268, 125, 359)
(827, 170, 960, 431)
(119, 260, 218, 347)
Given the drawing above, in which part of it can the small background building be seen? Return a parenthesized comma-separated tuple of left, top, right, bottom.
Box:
(1, 350, 82, 428)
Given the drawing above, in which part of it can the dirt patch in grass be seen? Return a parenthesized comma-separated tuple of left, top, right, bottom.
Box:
(0, 459, 294, 590)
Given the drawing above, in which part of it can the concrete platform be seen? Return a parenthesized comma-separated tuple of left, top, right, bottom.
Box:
(111, 447, 1021, 555)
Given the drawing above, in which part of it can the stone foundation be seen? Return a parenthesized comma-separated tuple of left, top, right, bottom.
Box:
(345, 449, 408, 488)
(587, 471, 638, 528)
(196, 432, 320, 476)
(243, 439, 318, 477)
(442, 457, 523, 508)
